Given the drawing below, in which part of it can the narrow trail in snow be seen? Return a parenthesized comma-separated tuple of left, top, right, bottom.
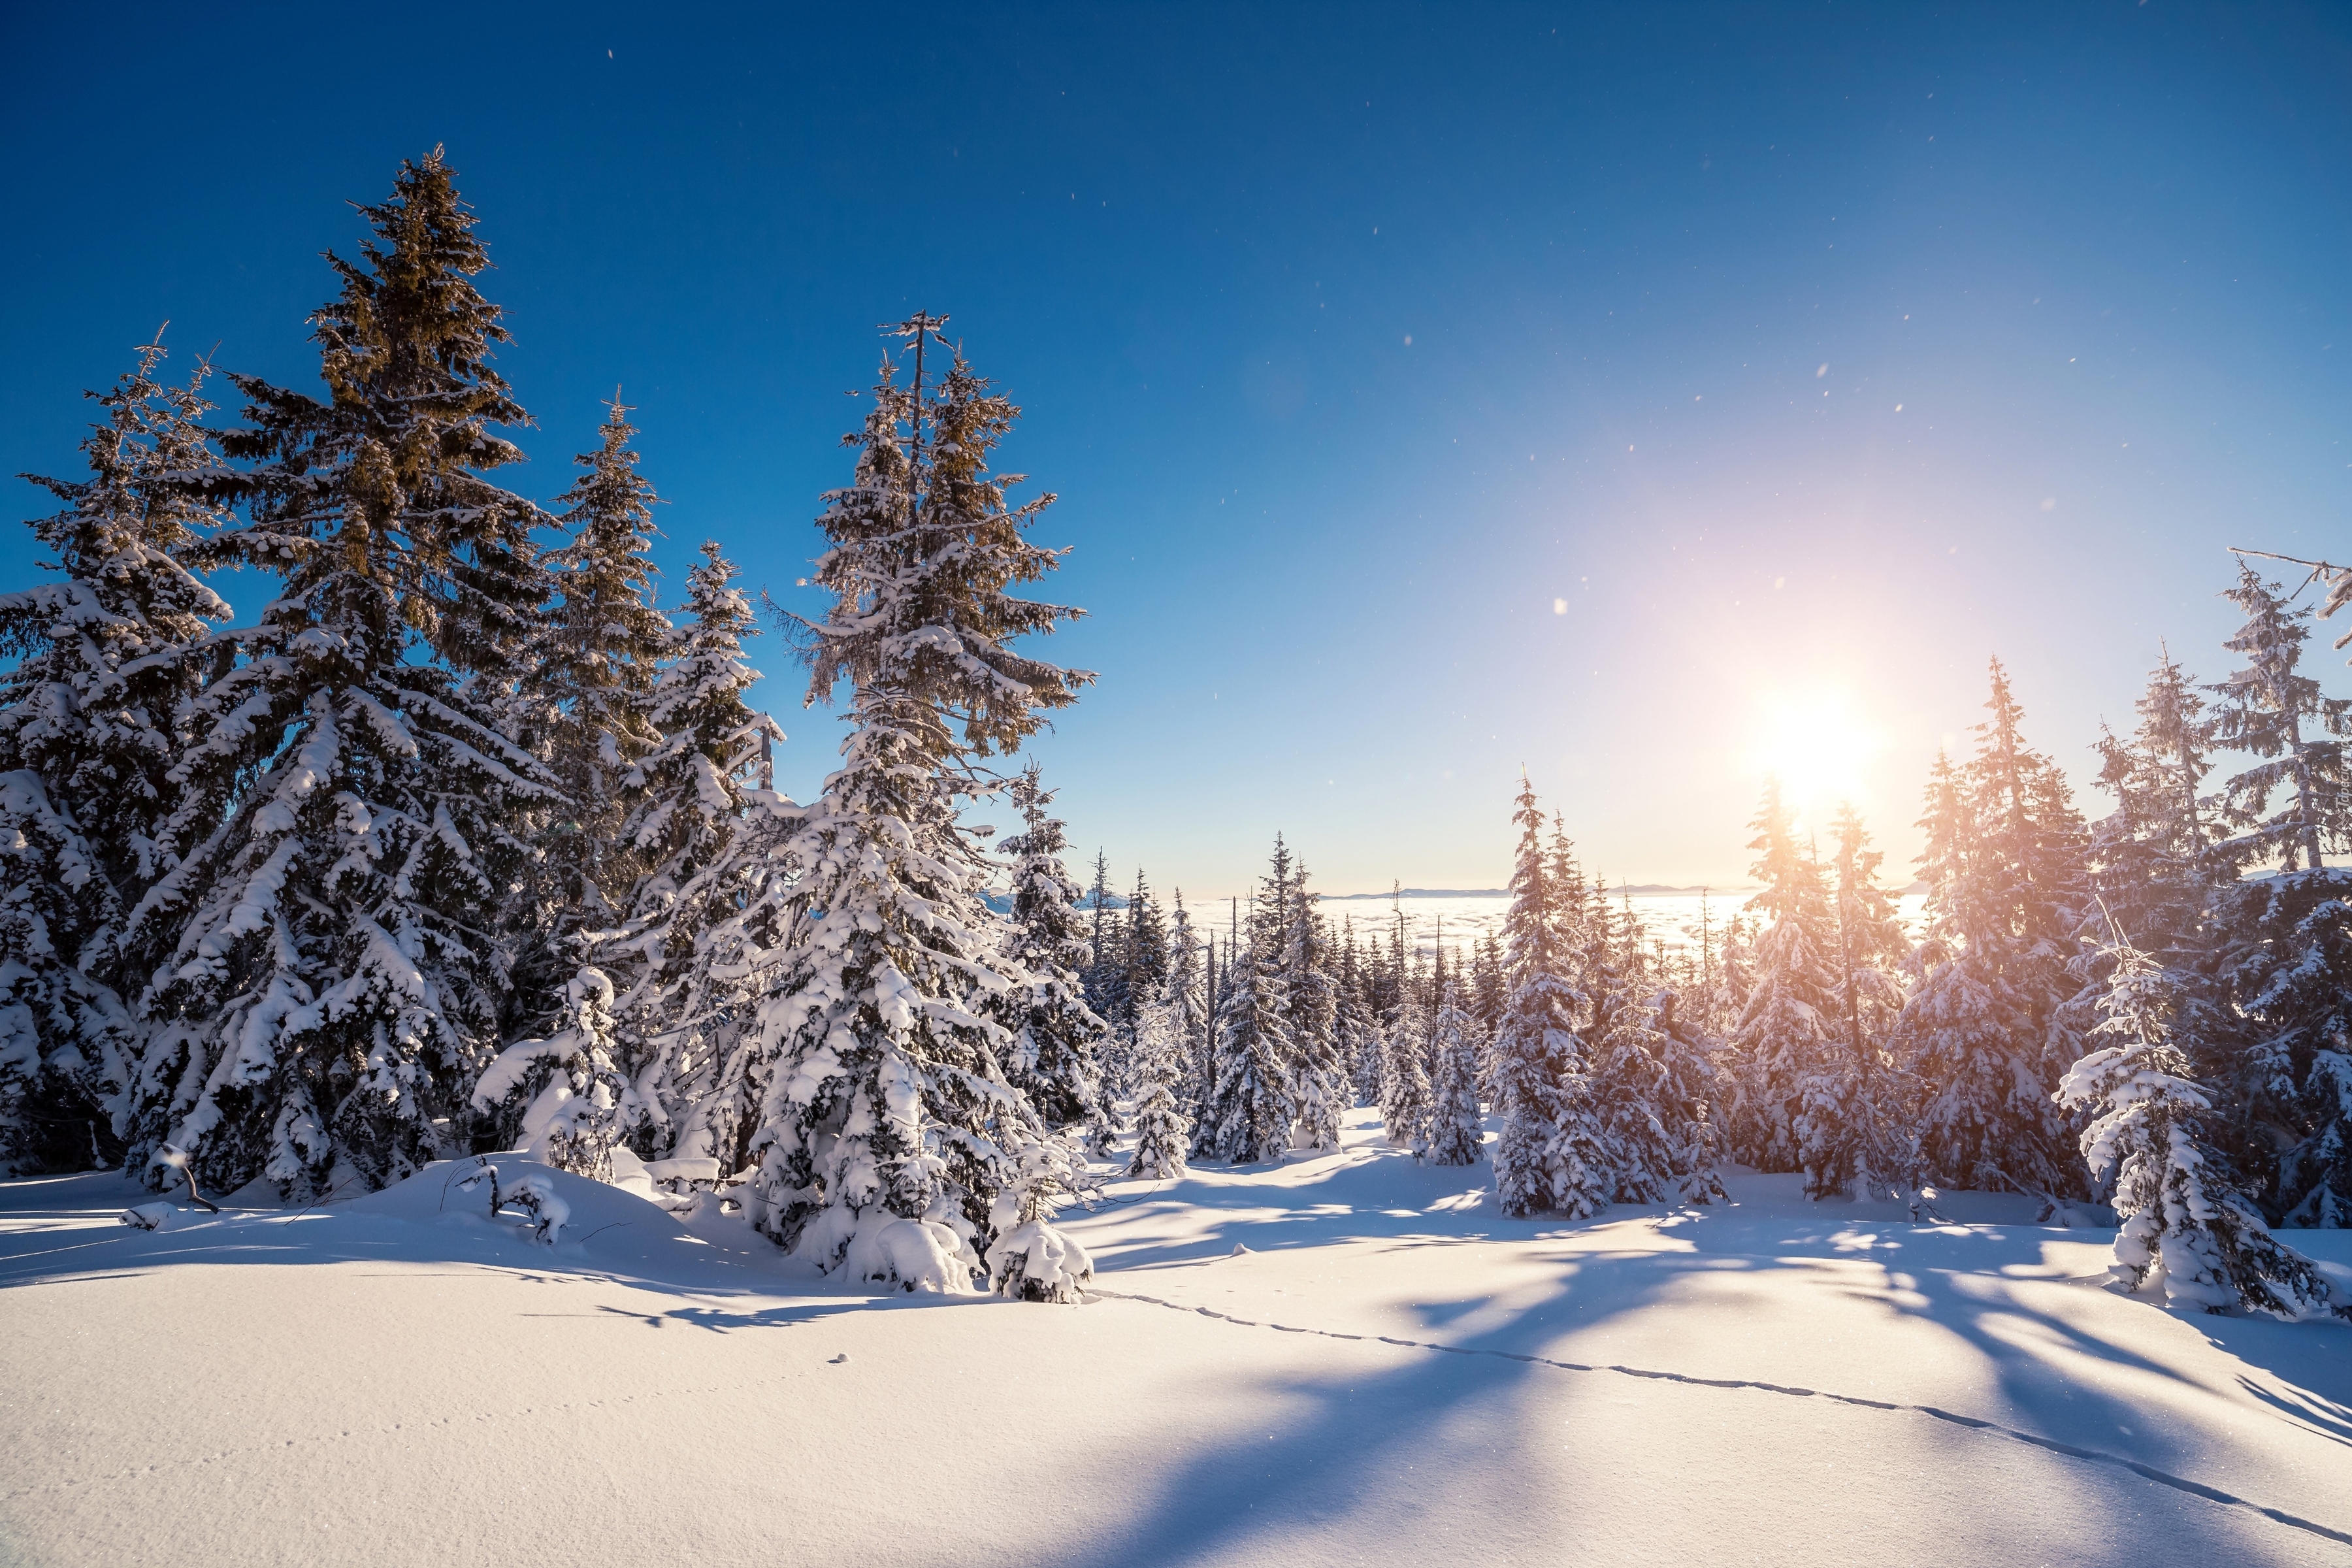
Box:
(1087, 1286, 2352, 1551)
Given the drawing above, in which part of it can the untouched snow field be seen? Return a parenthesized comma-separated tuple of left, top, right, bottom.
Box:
(4, 1111, 2349, 1567)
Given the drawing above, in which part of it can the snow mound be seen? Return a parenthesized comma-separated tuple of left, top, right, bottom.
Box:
(796, 1206, 979, 1293)
(344, 1155, 715, 1270)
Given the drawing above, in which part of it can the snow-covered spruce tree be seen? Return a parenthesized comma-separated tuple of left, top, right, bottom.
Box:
(1201, 843, 1298, 1164)
(1895, 663, 2088, 1198)
(1081, 848, 1128, 1040)
(1471, 932, 1506, 1058)
(2206, 880, 2352, 1225)
(738, 327, 1096, 1296)
(1728, 779, 1840, 1186)
(1378, 995, 1433, 1153)
(2057, 938, 2345, 1318)
(1709, 908, 1756, 1046)
(470, 966, 651, 1179)
(2062, 656, 2227, 1070)
(2083, 653, 2223, 962)
(507, 395, 673, 1037)
(1609, 888, 1714, 1200)
(593, 540, 793, 1167)
(1163, 892, 1212, 1117)
(1122, 867, 1169, 1043)
(1583, 893, 1680, 1203)
(0, 336, 232, 1171)
(992, 762, 1108, 1135)
(1650, 982, 1728, 1204)
(2202, 565, 2352, 1224)
(125, 152, 563, 1198)
(1285, 855, 1346, 1151)
(1490, 779, 1610, 1217)
(1126, 975, 1194, 1179)
(1818, 804, 1921, 1200)
(1339, 923, 1386, 1109)
(1422, 979, 1484, 1166)
(2210, 564, 2351, 875)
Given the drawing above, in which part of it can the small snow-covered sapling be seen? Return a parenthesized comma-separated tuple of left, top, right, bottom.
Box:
(154, 1144, 219, 1213)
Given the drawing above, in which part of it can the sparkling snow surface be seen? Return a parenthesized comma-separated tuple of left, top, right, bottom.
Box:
(3, 1117, 2349, 1566)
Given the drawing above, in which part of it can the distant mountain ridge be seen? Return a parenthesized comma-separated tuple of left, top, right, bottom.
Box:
(980, 892, 1128, 915)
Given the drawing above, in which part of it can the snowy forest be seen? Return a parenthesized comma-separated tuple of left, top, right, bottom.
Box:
(3, 150, 2347, 1325)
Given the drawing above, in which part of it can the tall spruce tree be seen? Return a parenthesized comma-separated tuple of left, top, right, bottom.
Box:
(2209, 564, 2349, 874)
(1126, 897, 1197, 1181)
(0, 336, 232, 1170)
(1285, 855, 1346, 1151)
(1378, 996, 1434, 1155)
(2203, 566, 2352, 1224)
(1895, 661, 2087, 1196)
(2065, 656, 2232, 1167)
(1338, 921, 1386, 1109)
(1082, 849, 1127, 1029)
(2085, 653, 2223, 957)
(1162, 893, 1212, 1120)
(1490, 777, 1611, 1218)
(1201, 841, 1298, 1164)
(508, 395, 672, 1036)
(1422, 979, 1483, 1166)
(729, 323, 1097, 1294)
(1816, 804, 1920, 1200)
(1729, 780, 1840, 1184)
(1586, 892, 1680, 1203)
(596, 542, 792, 1168)
(123, 152, 563, 1197)
(1650, 981, 1728, 1205)
(1123, 868, 1169, 1032)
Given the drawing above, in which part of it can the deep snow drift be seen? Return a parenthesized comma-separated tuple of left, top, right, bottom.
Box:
(3, 1111, 2348, 1567)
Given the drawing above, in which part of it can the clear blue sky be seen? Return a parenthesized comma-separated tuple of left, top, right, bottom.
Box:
(6, 3, 2349, 902)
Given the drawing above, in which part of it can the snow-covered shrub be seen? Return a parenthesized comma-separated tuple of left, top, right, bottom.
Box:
(986, 1218, 1094, 1303)
(472, 968, 647, 1181)
(2057, 942, 2345, 1319)
(453, 1159, 571, 1245)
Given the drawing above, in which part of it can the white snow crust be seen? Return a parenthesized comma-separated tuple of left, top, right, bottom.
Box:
(4, 1109, 2348, 1566)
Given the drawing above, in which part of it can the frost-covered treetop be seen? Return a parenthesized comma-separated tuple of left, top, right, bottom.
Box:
(2208, 562, 2351, 872)
(1, 335, 233, 889)
(3, 334, 231, 683)
(795, 325, 1094, 762)
(212, 144, 546, 681)
(544, 395, 670, 745)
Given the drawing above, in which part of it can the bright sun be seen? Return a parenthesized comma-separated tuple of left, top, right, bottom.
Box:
(1756, 694, 1876, 811)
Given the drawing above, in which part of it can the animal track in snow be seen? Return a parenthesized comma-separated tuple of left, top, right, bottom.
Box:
(1086, 1286, 2352, 1550)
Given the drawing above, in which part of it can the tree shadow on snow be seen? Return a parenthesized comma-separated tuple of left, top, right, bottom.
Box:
(0, 1168, 985, 1330)
(1051, 1139, 2347, 1565)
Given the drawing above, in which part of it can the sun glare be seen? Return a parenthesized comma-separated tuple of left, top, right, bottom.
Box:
(1755, 694, 1876, 813)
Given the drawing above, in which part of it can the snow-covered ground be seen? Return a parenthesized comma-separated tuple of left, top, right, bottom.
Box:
(4, 1111, 2348, 1567)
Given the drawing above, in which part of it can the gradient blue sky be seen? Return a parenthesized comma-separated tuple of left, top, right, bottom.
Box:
(5, 3, 2349, 901)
